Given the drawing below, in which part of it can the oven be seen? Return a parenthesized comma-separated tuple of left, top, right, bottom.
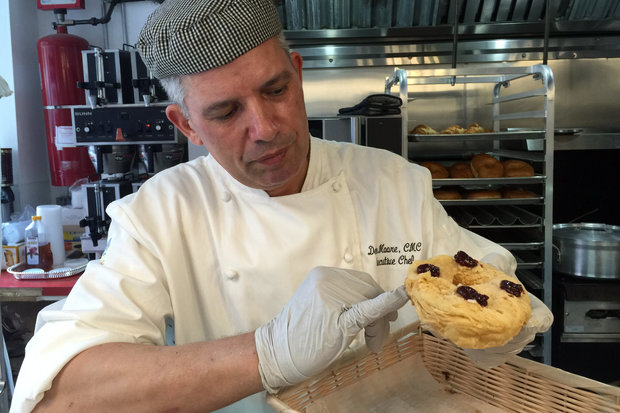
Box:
(551, 152, 620, 384)
(552, 274, 620, 385)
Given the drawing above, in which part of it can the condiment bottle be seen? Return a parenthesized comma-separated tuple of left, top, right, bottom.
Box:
(25, 215, 54, 271)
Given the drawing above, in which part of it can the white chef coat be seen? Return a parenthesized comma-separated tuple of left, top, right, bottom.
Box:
(10, 137, 515, 413)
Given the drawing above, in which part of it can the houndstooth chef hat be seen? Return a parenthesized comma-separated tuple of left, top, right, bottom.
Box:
(136, 0, 282, 79)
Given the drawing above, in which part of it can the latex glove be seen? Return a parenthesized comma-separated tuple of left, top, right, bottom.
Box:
(255, 266, 409, 393)
(464, 293, 553, 368)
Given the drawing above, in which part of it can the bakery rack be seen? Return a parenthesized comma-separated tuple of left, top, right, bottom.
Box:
(385, 64, 554, 365)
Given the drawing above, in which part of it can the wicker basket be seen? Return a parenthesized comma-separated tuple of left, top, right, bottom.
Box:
(266, 323, 620, 413)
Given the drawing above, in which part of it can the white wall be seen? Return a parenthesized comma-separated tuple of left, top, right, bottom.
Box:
(1, 0, 54, 216)
(9, 1, 55, 212)
(0, 0, 19, 221)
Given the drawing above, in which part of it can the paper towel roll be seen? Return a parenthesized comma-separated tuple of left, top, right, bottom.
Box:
(36, 204, 65, 266)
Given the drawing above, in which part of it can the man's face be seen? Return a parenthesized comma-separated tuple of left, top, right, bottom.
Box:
(167, 37, 311, 197)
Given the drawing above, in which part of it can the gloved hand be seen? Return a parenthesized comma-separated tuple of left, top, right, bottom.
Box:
(463, 292, 553, 368)
(255, 266, 409, 393)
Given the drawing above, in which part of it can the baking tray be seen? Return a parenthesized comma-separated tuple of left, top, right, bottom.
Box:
(8, 258, 88, 280)
(267, 323, 620, 413)
(433, 176, 546, 186)
(409, 130, 546, 142)
(439, 197, 544, 206)
(446, 205, 543, 227)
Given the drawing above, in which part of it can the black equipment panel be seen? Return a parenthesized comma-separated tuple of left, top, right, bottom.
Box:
(72, 106, 177, 145)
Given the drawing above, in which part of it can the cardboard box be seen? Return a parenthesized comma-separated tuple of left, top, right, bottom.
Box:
(2, 242, 25, 269)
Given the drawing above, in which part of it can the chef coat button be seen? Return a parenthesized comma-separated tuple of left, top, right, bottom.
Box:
(344, 252, 353, 263)
(224, 269, 239, 280)
(222, 192, 232, 202)
(331, 182, 341, 193)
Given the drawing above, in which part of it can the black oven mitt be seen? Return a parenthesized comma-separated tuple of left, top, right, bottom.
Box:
(338, 94, 402, 116)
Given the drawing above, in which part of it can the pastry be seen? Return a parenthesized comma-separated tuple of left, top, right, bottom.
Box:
(466, 190, 502, 199)
(433, 189, 462, 200)
(411, 124, 438, 134)
(404, 251, 532, 349)
(464, 123, 488, 134)
(449, 162, 474, 179)
(470, 153, 504, 178)
(440, 125, 465, 134)
(503, 159, 534, 177)
(420, 161, 449, 179)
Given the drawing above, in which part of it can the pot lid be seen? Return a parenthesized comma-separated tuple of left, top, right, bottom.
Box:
(553, 223, 620, 244)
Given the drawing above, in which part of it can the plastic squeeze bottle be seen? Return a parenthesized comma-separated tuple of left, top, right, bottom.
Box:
(25, 215, 54, 271)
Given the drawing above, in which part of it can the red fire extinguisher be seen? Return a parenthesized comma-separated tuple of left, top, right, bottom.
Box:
(37, 26, 96, 187)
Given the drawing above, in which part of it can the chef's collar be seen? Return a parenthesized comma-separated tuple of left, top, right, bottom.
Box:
(205, 136, 320, 198)
(300, 136, 322, 192)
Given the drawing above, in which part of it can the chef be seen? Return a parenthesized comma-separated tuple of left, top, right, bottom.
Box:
(11, 0, 552, 412)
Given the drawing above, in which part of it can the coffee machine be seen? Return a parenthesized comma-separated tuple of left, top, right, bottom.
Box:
(70, 48, 186, 257)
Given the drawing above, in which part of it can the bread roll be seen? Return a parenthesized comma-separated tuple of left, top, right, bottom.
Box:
(466, 190, 502, 199)
(440, 125, 465, 134)
(433, 189, 462, 200)
(449, 162, 474, 179)
(420, 161, 449, 179)
(464, 123, 488, 134)
(503, 159, 534, 177)
(411, 124, 438, 134)
(470, 153, 503, 178)
(502, 188, 537, 199)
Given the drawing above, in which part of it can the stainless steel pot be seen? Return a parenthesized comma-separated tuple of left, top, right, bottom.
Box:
(552, 223, 620, 280)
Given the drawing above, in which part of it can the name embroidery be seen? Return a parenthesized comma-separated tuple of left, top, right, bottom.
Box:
(367, 241, 423, 266)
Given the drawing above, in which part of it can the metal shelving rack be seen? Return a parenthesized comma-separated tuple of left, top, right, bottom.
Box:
(385, 64, 555, 364)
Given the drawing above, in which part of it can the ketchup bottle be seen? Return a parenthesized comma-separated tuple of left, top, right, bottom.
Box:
(25, 215, 54, 271)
